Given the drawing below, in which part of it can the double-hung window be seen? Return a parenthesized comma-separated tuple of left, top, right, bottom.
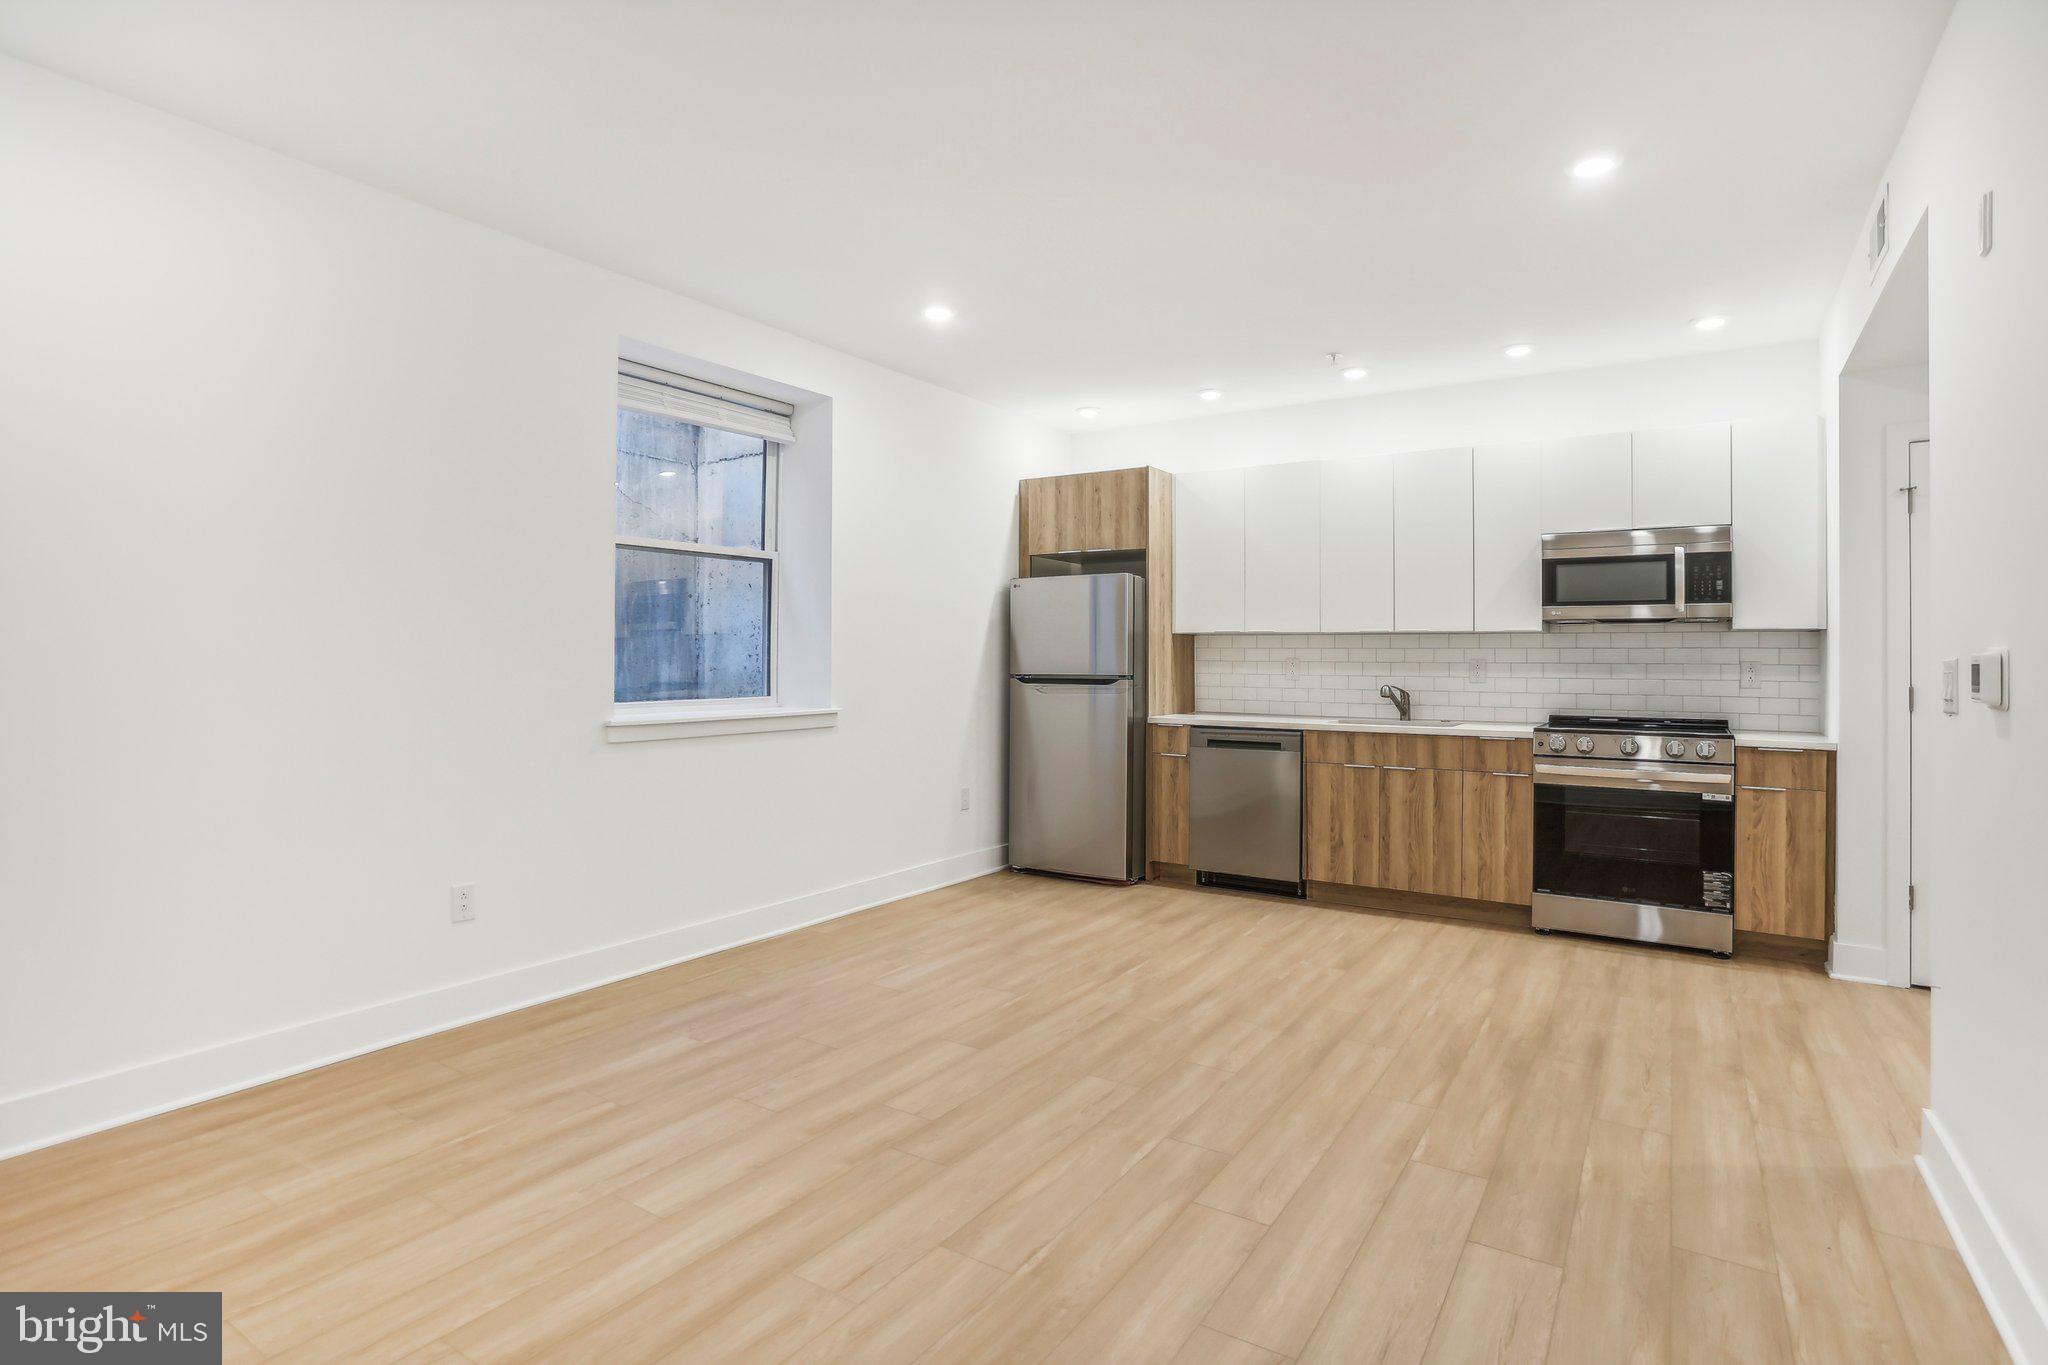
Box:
(613, 362, 795, 708)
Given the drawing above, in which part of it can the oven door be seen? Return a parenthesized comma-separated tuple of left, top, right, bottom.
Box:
(1533, 763, 1734, 913)
(1542, 549, 1682, 621)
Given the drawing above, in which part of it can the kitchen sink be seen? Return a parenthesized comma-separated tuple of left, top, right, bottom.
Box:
(1331, 718, 1461, 727)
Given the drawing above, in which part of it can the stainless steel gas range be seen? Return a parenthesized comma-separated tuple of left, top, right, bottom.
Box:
(1530, 714, 1736, 957)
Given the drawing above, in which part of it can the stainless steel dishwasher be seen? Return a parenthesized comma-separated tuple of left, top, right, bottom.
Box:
(1189, 728, 1304, 897)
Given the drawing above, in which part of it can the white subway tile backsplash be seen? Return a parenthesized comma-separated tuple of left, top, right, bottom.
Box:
(1191, 623, 1825, 733)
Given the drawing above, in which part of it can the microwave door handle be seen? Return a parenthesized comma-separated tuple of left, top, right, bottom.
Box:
(1672, 544, 1686, 611)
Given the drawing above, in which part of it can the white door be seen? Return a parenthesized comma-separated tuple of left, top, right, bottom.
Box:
(1884, 424, 1933, 988)
(1540, 432, 1632, 533)
(1908, 437, 1934, 987)
(1174, 468, 1245, 633)
(1631, 422, 1731, 527)
(1319, 454, 1395, 631)
(1472, 442, 1542, 631)
(1393, 448, 1475, 631)
(1242, 462, 1321, 632)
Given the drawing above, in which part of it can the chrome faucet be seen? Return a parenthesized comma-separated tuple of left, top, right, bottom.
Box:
(1379, 683, 1413, 721)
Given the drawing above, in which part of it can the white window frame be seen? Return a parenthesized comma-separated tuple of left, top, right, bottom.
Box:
(611, 366, 791, 725)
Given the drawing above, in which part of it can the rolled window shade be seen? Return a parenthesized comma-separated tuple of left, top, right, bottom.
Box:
(618, 363, 795, 444)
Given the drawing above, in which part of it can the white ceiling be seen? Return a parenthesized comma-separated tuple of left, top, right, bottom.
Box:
(0, 0, 1953, 431)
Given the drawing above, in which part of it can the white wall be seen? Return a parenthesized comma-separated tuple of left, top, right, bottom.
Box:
(1070, 343, 1819, 474)
(1816, 1, 2048, 1356)
(0, 57, 1066, 1154)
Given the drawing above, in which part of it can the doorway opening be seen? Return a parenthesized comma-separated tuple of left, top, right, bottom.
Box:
(1840, 215, 1930, 988)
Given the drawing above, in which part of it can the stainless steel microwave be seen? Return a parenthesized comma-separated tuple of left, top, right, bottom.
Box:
(1541, 525, 1732, 623)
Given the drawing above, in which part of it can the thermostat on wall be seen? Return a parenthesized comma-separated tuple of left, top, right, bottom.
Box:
(1969, 650, 2008, 709)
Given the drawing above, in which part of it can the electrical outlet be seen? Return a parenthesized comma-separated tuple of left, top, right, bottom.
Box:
(450, 884, 476, 924)
(959, 787, 971, 812)
(1467, 657, 1487, 683)
(1283, 656, 1301, 678)
(1740, 661, 1761, 690)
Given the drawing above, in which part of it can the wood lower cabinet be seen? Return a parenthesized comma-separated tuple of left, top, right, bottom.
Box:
(1304, 735, 1530, 905)
(1736, 782, 1829, 939)
(1459, 770, 1533, 904)
(1306, 761, 1383, 886)
(1147, 726, 1190, 869)
(1380, 767, 1463, 896)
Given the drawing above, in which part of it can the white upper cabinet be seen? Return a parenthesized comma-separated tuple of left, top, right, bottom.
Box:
(1317, 454, 1395, 632)
(1540, 432, 1633, 533)
(1631, 422, 1732, 528)
(1472, 442, 1543, 632)
(1732, 416, 1827, 629)
(1242, 462, 1322, 632)
(1173, 467, 1245, 632)
(1166, 415, 1825, 638)
(1393, 448, 1475, 632)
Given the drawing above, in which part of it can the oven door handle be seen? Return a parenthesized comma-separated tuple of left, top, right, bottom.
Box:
(1534, 761, 1734, 794)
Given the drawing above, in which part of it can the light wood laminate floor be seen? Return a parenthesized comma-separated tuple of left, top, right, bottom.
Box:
(1, 873, 2006, 1362)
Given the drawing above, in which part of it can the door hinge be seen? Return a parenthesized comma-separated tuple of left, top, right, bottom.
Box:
(1909, 884, 1918, 912)
(1908, 684, 1916, 712)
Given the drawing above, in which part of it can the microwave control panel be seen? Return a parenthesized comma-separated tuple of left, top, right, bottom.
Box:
(1685, 551, 1732, 604)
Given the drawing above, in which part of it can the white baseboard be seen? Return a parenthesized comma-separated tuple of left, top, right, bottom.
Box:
(1828, 936, 1893, 984)
(0, 844, 1008, 1161)
(1920, 1107, 2048, 1364)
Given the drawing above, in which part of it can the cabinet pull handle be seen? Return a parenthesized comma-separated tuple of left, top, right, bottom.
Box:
(1382, 764, 1418, 771)
(1156, 751, 1187, 759)
(1342, 763, 1378, 770)
(1490, 771, 1531, 778)
(1754, 746, 1809, 753)
(1741, 785, 1788, 793)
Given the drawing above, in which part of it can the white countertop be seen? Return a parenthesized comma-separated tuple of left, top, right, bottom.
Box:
(1149, 711, 1838, 751)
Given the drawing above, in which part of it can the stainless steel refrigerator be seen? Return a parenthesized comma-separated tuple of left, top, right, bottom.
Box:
(1007, 574, 1146, 882)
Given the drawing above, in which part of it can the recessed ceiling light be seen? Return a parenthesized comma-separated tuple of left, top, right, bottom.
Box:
(1075, 406, 1101, 419)
(1342, 367, 1368, 381)
(921, 303, 954, 324)
(1692, 315, 1729, 332)
(1198, 388, 1223, 402)
(658, 470, 678, 478)
(1570, 153, 1620, 181)
(1503, 343, 1534, 358)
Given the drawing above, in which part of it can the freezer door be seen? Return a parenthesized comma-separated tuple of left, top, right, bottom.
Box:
(1009, 678, 1140, 881)
(1007, 575, 1141, 679)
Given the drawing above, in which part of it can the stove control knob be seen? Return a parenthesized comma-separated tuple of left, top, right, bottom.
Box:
(1575, 736, 1596, 754)
(1665, 738, 1688, 758)
(1618, 737, 1640, 756)
(1547, 734, 1567, 752)
(1695, 739, 1719, 759)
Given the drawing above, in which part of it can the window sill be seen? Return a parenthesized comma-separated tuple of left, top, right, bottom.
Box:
(605, 705, 839, 743)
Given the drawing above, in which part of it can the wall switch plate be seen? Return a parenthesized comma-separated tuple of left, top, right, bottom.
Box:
(1741, 661, 1762, 690)
(1283, 656, 1301, 678)
(1943, 658, 1959, 714)
(1467, 657, 1487, 683)
(450, 884, 476, 924)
